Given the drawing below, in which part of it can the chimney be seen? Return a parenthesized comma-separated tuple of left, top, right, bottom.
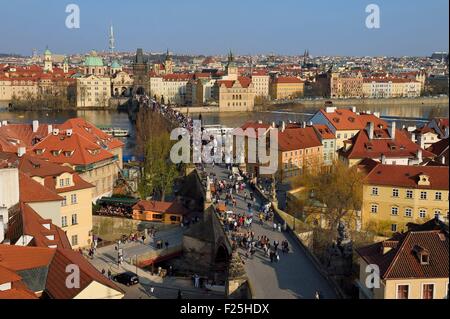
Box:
(367, 122, 374, 140)
(272, 122, 276, 128)
(309, 121, 313, 126)
(325, 106, 336, 113)
(17, 147, 26, 158)
(351, 106, 357, 113)
(0, 205, 7, 243)
(389, 122, 396, 140)
(32, 120, 39, 133)
(281, 121, 286, 132)
(373, 112, 380, 118)
(1, 120, 7, 126)
(419, 137, 425, 150)
(445, 127, 449, 138)
(411, 132, 416, 143)
(417, 149, 423, 163)
(302, 121, 306, 128)
(47, 124, 53, 135)
(381, 154, 386, 165)
(442, 156, 446, 165)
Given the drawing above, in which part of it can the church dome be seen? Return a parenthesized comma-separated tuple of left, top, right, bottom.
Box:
(111, 60, 121, 69)
(44, 48, 52, 55)
(84, 51, 104, 67)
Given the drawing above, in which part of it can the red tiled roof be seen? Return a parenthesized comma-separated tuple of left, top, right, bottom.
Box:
(19, 172, 63, 203)
(57, 118, 124, 150)
(0, 245, 123, 299)
(45, 248, 123, 299)
(21, 202, 72, 249)
(320, 109, 388, 131)
(278, 127, 322, 152)
(32, 132, 115, 166)
(0, 244, 55, 271)
(0, 264, 21, 285)
(312, 124, 335, 139)
(340, 128, 434, 160)
(364, 164, 449, 190)
(356, 226, 449, 280)
(132, 200, 190, 216)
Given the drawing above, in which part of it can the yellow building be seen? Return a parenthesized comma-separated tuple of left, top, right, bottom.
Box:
(362, 164, 449, 235)
(277, 125, 324, 183)
(76, 75, 111, 108)
(217, 77, 255, 112)
(270, 77, 304, 100)
(16, 154, 95, 249)
(330, 72, 364, 98)
(356, 219, 449, 299)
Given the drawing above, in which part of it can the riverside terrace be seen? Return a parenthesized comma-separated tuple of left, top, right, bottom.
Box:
(198, 163, 338, 299)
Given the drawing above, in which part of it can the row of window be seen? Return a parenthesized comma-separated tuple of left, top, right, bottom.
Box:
(61, 194, 78, 206)
(372, 187, 445, 201)
(62, 214, 78, 228)
(336, 132, 355, 139)
(59, 178, 71, 187)
(370, 205, 446, 219)
(396, 283, 445, 299)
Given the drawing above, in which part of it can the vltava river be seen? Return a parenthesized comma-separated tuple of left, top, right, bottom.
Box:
(0, 103, 448, 158)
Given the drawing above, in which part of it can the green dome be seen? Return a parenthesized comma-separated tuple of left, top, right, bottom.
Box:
(44, 48, 52, 55)
(111, 60, 121, 69)
(84, 51, 104, 67)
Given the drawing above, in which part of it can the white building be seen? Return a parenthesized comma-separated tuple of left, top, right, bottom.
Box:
(251, 70, 270, 98)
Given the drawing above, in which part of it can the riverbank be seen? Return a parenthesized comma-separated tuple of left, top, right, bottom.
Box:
(261, 96, 449, 111)
(174, 96, 449, 114)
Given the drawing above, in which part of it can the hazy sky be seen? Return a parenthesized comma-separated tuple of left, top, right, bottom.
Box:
(0, 0, 448, 56)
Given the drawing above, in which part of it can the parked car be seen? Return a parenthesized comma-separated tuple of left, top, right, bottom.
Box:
(112, 272, 139, 286)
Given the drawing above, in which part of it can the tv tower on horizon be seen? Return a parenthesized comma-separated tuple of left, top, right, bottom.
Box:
(109, 24, 115, 54)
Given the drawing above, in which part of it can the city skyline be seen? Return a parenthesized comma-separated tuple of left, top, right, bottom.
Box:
(0, 0, 448, 57)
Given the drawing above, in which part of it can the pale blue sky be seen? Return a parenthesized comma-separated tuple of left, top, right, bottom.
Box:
(0, 0, 448, 56)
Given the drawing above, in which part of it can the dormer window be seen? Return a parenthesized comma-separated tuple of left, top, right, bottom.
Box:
(51, 150, 62, 156)
(413, 245, 430, 265)
(421, 253, 429, 265)
(418, 174, 431, 186)
(34, 149, 45, 155)
(64, 150, 74, 157)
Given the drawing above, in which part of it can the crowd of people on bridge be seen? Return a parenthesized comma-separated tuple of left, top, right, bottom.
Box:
(207, 164, 293, 265)
(137, 94, 194, 132)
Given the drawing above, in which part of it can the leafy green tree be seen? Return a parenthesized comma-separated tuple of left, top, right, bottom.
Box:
(139, 131, 178, 201)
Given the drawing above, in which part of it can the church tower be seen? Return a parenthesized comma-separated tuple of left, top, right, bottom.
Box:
(225, 50, 238, 81)
(164, 49, 174, 74)
(44, 47, 53, 73)
(63, 56, 69, 74)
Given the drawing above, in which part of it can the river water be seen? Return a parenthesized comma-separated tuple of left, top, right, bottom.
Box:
(0, 103, 448, 158)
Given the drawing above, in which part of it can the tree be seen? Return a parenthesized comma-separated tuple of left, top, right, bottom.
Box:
(139, 131, 178, 202)
(292, 160, 364, 238)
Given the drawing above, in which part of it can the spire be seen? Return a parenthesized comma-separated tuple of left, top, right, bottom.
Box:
(228, 50, 234, 62)
(109, 23, 115, 54)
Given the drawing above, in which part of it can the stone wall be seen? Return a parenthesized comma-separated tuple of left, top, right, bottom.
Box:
(92, 215, 176, 242)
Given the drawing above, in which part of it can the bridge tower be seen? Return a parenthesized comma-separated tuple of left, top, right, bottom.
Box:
(132, 48, 149, 95)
